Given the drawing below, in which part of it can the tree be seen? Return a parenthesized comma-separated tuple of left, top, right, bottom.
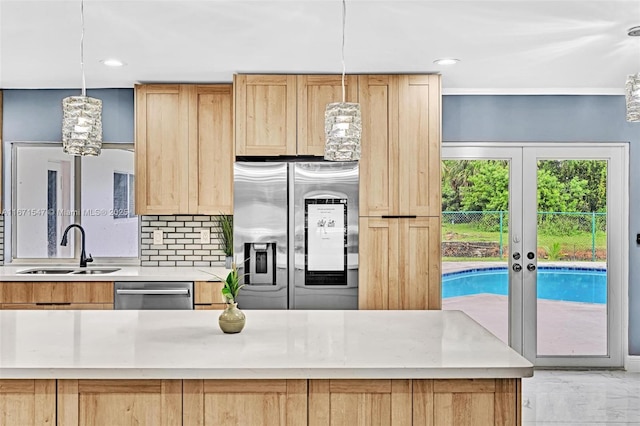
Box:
(460, 161, 509, 211)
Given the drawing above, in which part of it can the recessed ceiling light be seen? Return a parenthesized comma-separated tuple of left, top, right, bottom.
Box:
(433, 58, 460, 65)
(100, 59, 126, 67)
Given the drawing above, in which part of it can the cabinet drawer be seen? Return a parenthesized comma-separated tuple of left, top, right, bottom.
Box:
(0, 282, 114, 304)
(194, 281, 225, 305)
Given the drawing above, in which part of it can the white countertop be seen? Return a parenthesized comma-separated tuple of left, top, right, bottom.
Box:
(0, 265, 230, 282)
(0, 309, 533, 380)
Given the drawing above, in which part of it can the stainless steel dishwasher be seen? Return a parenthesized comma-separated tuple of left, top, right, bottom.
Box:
(114, 282, 194, 310)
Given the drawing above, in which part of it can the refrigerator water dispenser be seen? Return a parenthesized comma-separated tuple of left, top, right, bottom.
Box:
(245, 242, 276, 285)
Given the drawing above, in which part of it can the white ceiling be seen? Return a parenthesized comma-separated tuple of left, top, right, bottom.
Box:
(1, 0, 640, 94)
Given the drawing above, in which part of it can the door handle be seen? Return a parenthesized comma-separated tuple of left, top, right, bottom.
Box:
(115, 289, 190, 295)
(513, 264, 522, 272)
(527, 263, 536, 272)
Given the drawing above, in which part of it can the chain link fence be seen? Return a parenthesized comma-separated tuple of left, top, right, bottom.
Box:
(442, 211, 606, 261)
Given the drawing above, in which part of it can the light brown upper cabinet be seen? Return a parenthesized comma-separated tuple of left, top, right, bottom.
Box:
(359, 75, 441, 217)
(234, 74, 358, 157)
(297, 75, 358, 156)
(136, 84, 233, 215)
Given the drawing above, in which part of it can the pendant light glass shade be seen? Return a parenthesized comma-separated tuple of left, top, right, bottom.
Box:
(324, 102, 361, 161)
(323, 0, 361, 162)
(62, 95, 102, 156)
(625, 73, 640, 122)
(62, 0, 102, 156)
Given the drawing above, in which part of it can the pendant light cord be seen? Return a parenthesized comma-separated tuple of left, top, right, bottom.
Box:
(80, 0, 86, 96)
(341, 0, 346, 103)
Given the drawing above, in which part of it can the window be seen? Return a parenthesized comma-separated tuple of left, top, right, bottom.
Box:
(11, 143, 138, 261)
(113, 172, 135, 219)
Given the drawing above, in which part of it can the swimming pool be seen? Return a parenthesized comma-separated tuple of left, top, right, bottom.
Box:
(442, 267, 607, 304)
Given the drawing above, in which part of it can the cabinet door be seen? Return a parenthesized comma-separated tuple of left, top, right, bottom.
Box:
(309, 380, 411, 426)
(396, 217, 441, 310)
(398, 75, 441, 216)
(188, 85, 234, 214)
(136, 84, 189, 214)
(0, 380, 56, 426)
(235, 75, 296, 156)
(58, 380, 181, 426)
(414, 379, 518, 426)
(297, 75, 358, 156)
(358, 217, 398, 310)
(183, 380, 307, 426)
(358, 75, 398, 216)
(359, 218, 440, 310)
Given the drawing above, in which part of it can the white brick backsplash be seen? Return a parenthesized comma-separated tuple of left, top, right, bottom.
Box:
(140, 215, 225, 267)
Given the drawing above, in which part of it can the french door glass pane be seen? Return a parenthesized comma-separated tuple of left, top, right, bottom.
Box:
(536, 159, 607, 356)
(441, 159, 510, 344)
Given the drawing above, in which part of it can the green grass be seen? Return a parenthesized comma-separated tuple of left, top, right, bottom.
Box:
(442, 222, 606, 260)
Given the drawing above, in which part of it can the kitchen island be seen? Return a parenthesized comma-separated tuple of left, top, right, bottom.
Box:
(0, 309, 532, 425)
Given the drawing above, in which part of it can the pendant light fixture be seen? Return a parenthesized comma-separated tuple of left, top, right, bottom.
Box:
(324, 0, 361, 161)
(625, 26, 640, 122)
(62, 0, 102, 156)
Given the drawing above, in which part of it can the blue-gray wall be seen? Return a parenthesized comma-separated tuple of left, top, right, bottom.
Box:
(3, 90, 640, 355)
(443, 95, 640, 356)
(2, 89, 133, 142)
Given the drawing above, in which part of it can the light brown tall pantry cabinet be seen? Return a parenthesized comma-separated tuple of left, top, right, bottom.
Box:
(358, 74, 442, 310)
(135, 84, 233, 215)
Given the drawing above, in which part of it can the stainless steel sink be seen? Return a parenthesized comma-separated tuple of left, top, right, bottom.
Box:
(72, 268, 121, 275)
(17, 268, 76, 275)
(17, 268, 121, 275)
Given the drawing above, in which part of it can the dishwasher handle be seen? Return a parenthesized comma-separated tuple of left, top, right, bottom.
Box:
(115, 289, 190, 296)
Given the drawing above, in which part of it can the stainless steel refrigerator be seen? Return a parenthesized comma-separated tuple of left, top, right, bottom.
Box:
(233, 161, 358, 309)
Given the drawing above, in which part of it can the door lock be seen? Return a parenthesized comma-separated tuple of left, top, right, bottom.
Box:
(513, 264, 522, 272)
(527, 263, 536, 271)
(527, 252, 535, 260)
(512, 252, 521, 260)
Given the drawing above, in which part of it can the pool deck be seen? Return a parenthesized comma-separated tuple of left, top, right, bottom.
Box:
(441, 261, 607, 356)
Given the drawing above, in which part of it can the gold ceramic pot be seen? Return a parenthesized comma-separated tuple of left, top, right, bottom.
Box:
(218, 302, 246, 334)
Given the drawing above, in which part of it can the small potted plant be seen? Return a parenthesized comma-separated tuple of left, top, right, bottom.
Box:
(218, 263, 246, 334)
(217, 214, 234, 269)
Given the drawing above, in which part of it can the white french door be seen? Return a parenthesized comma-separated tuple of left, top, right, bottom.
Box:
(442, 142, 627, 368)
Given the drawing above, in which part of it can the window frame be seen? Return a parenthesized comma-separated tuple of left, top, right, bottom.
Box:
(8, 141, 139, 265)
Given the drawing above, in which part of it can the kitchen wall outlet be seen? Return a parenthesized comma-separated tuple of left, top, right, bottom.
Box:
(200, 229, 210, 244)
(153, 230, 163, 245)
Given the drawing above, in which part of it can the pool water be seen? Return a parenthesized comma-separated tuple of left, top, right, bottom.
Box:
(442, 267, 607, 304)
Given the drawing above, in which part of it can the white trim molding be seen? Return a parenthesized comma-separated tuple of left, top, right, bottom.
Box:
(625, 356, 640, 372)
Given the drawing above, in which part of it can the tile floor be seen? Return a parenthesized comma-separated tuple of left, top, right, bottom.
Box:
(522, 370, 640, 425)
